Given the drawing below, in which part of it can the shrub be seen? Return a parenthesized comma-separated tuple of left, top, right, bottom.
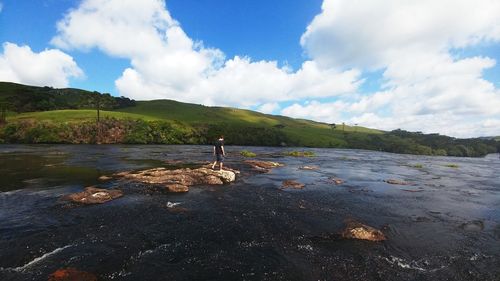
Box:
(240, 150, 256, 157)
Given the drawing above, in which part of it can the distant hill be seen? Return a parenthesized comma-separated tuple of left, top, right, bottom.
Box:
(1, 82, 498, 157)
(0, 82, 134, 112)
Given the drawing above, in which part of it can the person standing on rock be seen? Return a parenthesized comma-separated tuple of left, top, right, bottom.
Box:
(211, 135, 225, 170)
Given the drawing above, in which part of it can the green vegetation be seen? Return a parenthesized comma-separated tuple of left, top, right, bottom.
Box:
(1, 82, 499, 157)
(284, 151, 316, 157)
(445, 164, 460, 168)
(410, 164, 424, 169)
(240, 150, 257, 157)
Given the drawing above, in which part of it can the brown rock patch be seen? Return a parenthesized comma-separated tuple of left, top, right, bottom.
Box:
(281, 180, 305, 189)
(62, 186, 123, 204)
(341, 221, 386, 242)
(48, 268, 97, 281)
(112, 167, 237, 192)
(244, 160, 283, 173)
(384, 179, 410, 185)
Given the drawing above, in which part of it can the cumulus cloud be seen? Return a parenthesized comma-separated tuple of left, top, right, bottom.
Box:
(52, 0, 361, 106)
(295, 0, 500, 137)
(50, 0, 500, 137)
(0, 42, 83, 87)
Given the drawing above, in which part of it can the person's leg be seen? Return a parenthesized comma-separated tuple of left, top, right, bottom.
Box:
(219, 161, 223, 170)
(211, 160, 217, 169)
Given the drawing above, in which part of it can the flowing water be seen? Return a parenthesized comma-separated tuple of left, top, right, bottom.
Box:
(0, 145, 499, 281)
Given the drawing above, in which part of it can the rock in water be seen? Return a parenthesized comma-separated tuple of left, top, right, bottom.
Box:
(384, 179, 410, 185)
(48, 268, 97, 281)
(299, 165, 319, 171)
(328, 177, 344, 185)
(282, 180, 305, 189)
(244, 160, 283, 173)
(113, 167, 237, 192)
(62, 186, 123, 204)
(341, 221, 386, 242)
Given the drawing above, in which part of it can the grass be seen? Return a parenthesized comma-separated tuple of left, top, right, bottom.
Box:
(411, 164, 424, 169)
(445, 164, 459, 168)
(7, 109, 161, 123)
(240, 150, 257, 157)
(284, 151, 316, 157)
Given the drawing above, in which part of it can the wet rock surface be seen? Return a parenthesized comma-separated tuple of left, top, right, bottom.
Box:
(341, 221, 387, 242)
(299, 165, 319, 170)
(384, 179, 411, 185)
(281, 180, 306, 189)
(243, 160, 283, 173)
(1, 145, 499, 281)
(62, 186, 123, 204)
(113, 167, 237, 192)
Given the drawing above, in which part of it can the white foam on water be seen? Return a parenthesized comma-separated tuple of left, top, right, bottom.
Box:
(1, 244, 73, 272)
(166, 201, 181, 208)
(381, 256, 427, 272)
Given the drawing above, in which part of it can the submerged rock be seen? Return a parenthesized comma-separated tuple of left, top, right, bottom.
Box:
(281, 180, 305, 189)
(328, 177, 344, 185)
(299, 165, 319, 171)
(62, 186, 123, 204)
(98, 175, 112, 181)
(341, 221, 386, 242)
(460, 220, 484, 232)
(48, 268, 97, 281)
(244, 160, 283, 173)
(113, 167, 237, 192)
(384, 179, 410, 185)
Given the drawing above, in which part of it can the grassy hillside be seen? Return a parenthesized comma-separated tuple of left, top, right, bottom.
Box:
(1, 82, 498, 156)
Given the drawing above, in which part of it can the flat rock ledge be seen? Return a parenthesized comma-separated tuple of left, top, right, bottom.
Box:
(341, 221, 386, 242)
(113, 167, 238, 192)
(62, 186, 123, 204)
(244, 160, 284, 173)
(281, 180, 305, 189)
(384, 179, 410, 185)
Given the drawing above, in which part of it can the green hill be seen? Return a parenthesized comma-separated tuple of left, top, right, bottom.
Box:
(1, 82, 499, 157)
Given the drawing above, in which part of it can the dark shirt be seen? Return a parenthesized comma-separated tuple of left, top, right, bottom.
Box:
(214, 139, 224, 155)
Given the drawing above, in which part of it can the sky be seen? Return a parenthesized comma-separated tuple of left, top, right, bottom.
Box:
(1, 0, 500, 138)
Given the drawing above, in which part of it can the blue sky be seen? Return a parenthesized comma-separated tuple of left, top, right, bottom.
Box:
(1, 0, 500, 137)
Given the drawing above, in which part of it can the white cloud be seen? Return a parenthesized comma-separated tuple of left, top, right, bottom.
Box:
(258, 102, 280, 114)
(297, 0, 500, 137)
(282, 101, 348, 123)
(50, 0, 500, 137)
(0, 42, 83, 87)
(52, 0, 361, 107)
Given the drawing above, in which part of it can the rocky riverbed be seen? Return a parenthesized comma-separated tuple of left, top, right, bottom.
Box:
(0, 145, 499, 280)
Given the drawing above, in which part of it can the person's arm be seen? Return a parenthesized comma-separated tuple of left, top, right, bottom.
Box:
(221, 146, 225, 156)
(213, 146, 216, 155)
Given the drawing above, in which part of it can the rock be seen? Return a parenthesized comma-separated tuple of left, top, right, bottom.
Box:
(328, 177, 344, 185)
(460, 220, 484, 232)
(384, 179, 410, 185)
(62, 186, 123, 204)
(48, 268, 97, 281)
(299, 165, 319, 171)
(401, 189, 424, 192)
(244, 160, 283, 173)
(114, 167, 237, 192)
(281, 180, 305, 189)
(98, 175, 112, 181)
(166, 184, 189, 193)
(341, 221, 386, 242)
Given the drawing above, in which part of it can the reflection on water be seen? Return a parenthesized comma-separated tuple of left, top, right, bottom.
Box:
(0, 145, 499, 281)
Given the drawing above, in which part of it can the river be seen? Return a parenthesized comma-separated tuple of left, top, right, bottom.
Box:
(0, 145, 499, 280)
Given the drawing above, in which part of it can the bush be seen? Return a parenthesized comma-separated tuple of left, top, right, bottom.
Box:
(284, 151, 316, 157)
(240, 150, 256, 157)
